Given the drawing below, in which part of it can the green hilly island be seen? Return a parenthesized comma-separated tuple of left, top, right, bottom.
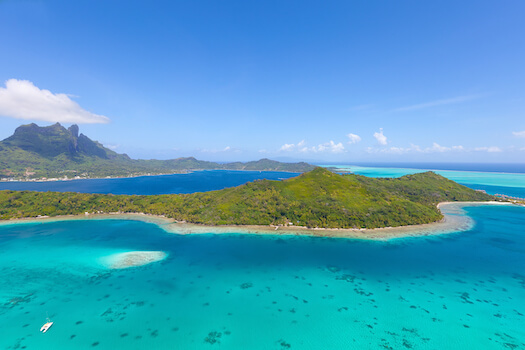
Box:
(0, 123, 314, 179)
(0, 168, 494, 229)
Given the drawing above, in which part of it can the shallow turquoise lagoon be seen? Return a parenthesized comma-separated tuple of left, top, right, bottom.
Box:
(325, 165, 525, 197)
(1, 205, 524, 349)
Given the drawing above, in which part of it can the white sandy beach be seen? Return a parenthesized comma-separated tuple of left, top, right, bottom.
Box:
(0, 201, 514, 241)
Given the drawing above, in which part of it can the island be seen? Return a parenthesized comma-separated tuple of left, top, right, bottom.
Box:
(0, 123, 315, 180)
(0, 168, 497, 234)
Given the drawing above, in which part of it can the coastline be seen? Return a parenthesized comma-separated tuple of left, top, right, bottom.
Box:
(0, 170, 193, 183)
(0, 201, 514, 241)
(0, 168, 303, 183)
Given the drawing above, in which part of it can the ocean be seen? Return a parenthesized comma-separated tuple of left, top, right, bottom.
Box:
(0, 170, 299, 195)
(1, 164, 524, 349)
(1, 164, 525, 198)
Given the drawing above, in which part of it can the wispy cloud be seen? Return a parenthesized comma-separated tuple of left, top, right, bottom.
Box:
(367, 142, 504, 155)
(367, 145, 416, 155)
(0, 79, 110, 124)
(367, 144, 422, 155)
(315, 141, 345, 153)
(474, 146, 502, 153)
(279, 140, 345, 154)
(427, 143, 464, 153)
(512, 130, 525, 138)
(347, 133, 361, 144)
(280, 140, 304, 152)
(393, 94, 482, 112)
(373, 128, 387, 145)
(199, 146, 239, 153)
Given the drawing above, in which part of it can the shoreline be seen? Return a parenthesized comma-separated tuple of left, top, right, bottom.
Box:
(0, 169, 304, 183)
(0, 170, 194, 183)
(0, 201, 514, 241)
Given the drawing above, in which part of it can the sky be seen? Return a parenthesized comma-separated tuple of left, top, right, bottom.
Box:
(1, 0, 525, 163)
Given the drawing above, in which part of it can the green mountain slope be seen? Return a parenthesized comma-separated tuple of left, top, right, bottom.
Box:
(0, 168, 495, 228)
(0, 123, 314, 178)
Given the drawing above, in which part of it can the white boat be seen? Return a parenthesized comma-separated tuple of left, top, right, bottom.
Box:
(40, 318, 53, 333)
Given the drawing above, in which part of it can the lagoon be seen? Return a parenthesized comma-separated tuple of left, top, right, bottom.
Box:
(325, 164, 525, 198)
(1, 163, 524, 349)
(1, 204, 524, 349)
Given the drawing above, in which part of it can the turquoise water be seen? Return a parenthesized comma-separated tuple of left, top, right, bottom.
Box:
(2, 165, 525, 348)
(2, 205, 525, 349)
(2, 165, 524, 198)
(325, 165, 525, 197)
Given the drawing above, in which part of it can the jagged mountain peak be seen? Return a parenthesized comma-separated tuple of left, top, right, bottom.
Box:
(3, 122, 109, 159)
(0, 123, 315, 178)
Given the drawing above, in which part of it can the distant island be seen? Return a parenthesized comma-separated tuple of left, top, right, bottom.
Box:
(0, 168, 496, 229)
(0, 123, 315, 180)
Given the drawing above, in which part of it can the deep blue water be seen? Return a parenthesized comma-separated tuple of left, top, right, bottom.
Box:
(2, 164, 525, 198)
(0, 170, 298, 195)
(1, 205, 524, 349)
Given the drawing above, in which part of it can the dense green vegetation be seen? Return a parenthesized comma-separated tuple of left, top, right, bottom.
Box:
(0, 123, 315, 178)
(0, 168, 495, 229)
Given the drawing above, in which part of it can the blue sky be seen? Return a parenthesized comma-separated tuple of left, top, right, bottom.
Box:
(1, 0, 525, 163)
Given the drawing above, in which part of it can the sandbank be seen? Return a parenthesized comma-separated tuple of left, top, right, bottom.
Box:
(0, 201, 514, 241)
(100, 251, 168, 269)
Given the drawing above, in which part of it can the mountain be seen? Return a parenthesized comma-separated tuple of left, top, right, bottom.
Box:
(0, 123, 315, 179)
(1, 123, 125, 160)
(0, 167, 495, 228)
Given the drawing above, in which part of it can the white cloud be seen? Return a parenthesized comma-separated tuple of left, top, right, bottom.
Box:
(385, 147, 406, 154)
(366, 143, 507, 154)
(373, 128, 387, 145)
(316, 140, 345, 153)
(428, 143, 450, 152)
(394, 94, 482, 112)
(279, 140, 345, 154)
(199, 146, 239, 153)
(347, 133, 361, 144)
(0, 79, 109, 124)
(410, 144, 423, 152)
(366, 144, 421, 154)
(424, 143, 464, 153)
(366, 143, 466, 155)
(280, 143, 297, 151)
(474, 146, 502, 153)
(512, 130, 525, 138)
